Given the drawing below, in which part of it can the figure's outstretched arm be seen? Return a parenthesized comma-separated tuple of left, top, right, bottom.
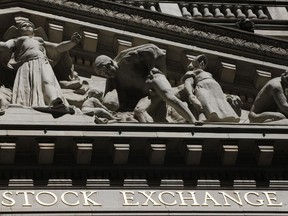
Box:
(0, 39, 15, 52)
(44, 32, 81, 53)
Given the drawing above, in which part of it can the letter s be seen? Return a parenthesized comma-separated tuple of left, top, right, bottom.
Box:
(2, 191, 15, 206)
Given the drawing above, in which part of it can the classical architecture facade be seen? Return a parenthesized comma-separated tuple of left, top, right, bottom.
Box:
(0, 0, 288, 215)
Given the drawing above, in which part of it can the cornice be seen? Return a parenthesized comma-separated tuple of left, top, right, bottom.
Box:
(1, 0, 287, 63)
(0, 121, 286, 184)
(40, 0, 288, 59)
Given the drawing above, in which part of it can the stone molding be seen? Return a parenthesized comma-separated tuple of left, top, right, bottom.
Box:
(0, 121, 286, 183)
(27, 0, 288, 61)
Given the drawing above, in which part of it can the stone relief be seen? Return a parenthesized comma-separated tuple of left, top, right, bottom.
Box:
(0, 20, 287, 125)
(81, 88, 119, 123)
(93, 44, 197, 123)
(92, 46, 243, 124)
(249, 71, 288, 123)
(0, 20, 81, 115)
(179, 54, 240, 122)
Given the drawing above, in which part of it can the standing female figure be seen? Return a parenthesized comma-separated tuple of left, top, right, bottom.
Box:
(181, 54, 240, 122)
(0, 21, 81, 112)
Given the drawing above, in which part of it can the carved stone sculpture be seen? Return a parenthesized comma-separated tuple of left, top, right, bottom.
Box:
(0, 20, 81, 114)
(236, 18, 255, 33)
(249, 71, 288, 123)
(93, 44, 197, 123)
(82, 88, 119, 123)
(181, 54, 240, 122)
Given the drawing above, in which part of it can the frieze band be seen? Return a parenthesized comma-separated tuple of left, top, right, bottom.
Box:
(0, 190, 284, 212)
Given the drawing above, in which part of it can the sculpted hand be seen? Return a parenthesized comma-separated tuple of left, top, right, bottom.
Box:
(189, 95, 203, 112)
(226, 94, 242, 116)
(226, 94, 242, 108)
(71, 32, 82, 44)
(227, 94, 242, 108)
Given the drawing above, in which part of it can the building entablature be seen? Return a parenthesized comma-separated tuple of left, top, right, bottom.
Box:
(0, 112, 287, 184)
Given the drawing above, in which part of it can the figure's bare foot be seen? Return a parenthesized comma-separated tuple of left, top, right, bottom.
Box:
(94, 116, 108, 124)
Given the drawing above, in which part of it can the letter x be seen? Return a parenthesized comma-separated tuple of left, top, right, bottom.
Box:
(138, 191, 161, 206)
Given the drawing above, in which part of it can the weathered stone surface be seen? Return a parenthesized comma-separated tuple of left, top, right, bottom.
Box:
(0, 105, 95, 126)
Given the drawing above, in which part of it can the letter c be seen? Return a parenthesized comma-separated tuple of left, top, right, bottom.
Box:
(61, 191, 80, 206)
(158, 191, 177, 206)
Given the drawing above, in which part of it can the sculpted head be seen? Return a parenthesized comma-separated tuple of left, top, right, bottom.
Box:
(237, 18, 255, 33)
(93, 55, 118, 78)
(18, 20, 35, 36)
(188, 54, 208, 70)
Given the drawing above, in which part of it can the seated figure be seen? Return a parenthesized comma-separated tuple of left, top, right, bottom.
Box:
(249, 71, 288, 123)
(181, 54, 240, 122)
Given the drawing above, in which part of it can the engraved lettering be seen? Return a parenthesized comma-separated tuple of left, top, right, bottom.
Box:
(0, 190, 284, 209)
(16, 191, 34, 207)
(121, 191, 139, 206)
(2, 191, 15, 206)
(158, 191, 177, 206)
(202, 192, 222, 206)
(61, 191, 80, 206)
(81, 191, 101, 206)
(244, 192, 264, 206)
(219, 191, 243, 206)
(36, 191, 57, 206)
(138, 191, 161, 206)
(176, 191, 200, 206)
(263, 192, 282, 207)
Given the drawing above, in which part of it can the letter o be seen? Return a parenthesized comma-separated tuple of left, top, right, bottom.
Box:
(36, 191, 57, 206)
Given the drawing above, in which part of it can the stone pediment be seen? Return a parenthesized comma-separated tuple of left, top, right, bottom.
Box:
(0, 0, 287, 125)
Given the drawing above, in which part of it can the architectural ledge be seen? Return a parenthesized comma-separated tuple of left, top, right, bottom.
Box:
(1, 106, 288, 134)
(0, 107, 285, 177)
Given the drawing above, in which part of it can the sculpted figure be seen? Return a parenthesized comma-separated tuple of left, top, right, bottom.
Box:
(249, 71, 288, 123)
(181, 54, 240, 122)
(236, 18, 255, 33)
(0, 21, 81, 113)
(82, 88, 119, 123)
(93, 44, 197, 123)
